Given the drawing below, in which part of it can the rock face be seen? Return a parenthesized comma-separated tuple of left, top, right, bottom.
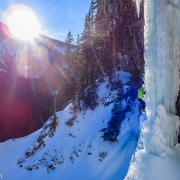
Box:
(114, 0, 144, 76)
(175, 91, 180, 142)
(0, 22, 65, 142)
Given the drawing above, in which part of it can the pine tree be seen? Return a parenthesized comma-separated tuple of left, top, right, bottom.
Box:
(49, 95, 58, 133)
(64, 31, 74, 65)
(81, 11, 95, 86)
(95, 0, 106, 35)
(54, 31, 77, 110)
(59, 0, 120, 112)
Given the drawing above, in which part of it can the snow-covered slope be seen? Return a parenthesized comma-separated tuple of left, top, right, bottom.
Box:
(0, 70, 140, 180)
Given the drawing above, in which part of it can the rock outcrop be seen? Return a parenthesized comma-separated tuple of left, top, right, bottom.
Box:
(114, 0, 144, 76)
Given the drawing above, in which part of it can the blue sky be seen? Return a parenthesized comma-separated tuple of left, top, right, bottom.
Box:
(0, 0, 91, 41)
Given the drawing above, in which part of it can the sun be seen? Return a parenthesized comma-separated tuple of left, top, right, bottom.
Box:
(6, 5, 40, 41)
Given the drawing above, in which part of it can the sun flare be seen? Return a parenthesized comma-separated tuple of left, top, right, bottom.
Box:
(6, 5, 40, 41)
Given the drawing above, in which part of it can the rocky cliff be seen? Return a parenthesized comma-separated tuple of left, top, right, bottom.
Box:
(113, 0, 144, 76)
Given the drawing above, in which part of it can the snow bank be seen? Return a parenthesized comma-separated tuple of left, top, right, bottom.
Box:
(125, 147, 180, 180)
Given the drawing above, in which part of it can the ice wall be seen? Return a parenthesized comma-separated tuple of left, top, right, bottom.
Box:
(142, 0, 180, 156)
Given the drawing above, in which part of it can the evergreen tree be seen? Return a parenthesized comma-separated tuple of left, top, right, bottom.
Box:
(49, 95, 58, 133)
(81, 11, 96, 86)
(64, 31, 74, 65)
(57, 0, 126, 111)
(55, 31, 77, 110)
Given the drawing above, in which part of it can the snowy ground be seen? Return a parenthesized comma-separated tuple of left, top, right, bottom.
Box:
(125, 147, 180, 180)
(0, 71, 140, 180)
(125, 113, 180, 180)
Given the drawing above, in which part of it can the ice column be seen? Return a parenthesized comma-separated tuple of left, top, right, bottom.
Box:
(135, 0, 141, 18)
(142, 0, 180, 156)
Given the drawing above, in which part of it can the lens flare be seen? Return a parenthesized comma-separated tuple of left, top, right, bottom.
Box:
(15, 43, 49, 78)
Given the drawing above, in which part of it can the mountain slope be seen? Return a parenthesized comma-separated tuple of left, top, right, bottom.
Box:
(0, 70, 141, 180)
(0, 22, 67, 142)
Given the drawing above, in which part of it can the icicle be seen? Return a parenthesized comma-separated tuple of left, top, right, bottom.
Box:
(135, 0, 141, 18)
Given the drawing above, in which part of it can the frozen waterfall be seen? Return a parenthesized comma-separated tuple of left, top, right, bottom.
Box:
(142, 0, 180, 157)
